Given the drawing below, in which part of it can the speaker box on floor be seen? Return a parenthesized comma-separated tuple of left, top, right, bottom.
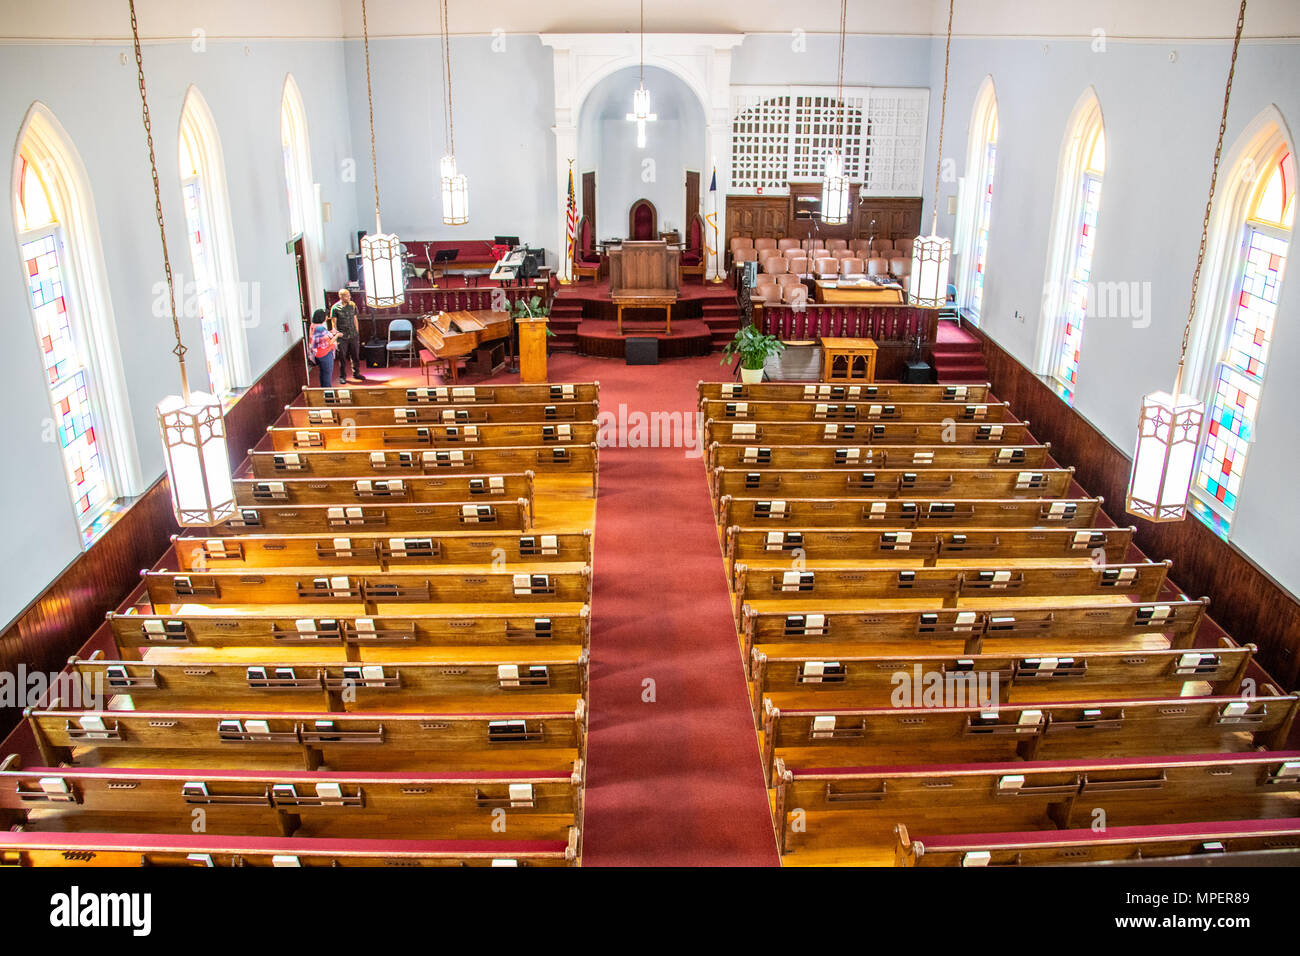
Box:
(626, 337, 659, 366)
(363, 341, 387, 368)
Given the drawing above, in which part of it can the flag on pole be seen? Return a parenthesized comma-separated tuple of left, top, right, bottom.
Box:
(704, 166, 720, 277)
(565, 163, 579, 278)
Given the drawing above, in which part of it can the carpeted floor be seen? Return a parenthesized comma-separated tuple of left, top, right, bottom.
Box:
(362, 350, 779, 866)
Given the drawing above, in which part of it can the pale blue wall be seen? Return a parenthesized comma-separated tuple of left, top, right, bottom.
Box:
(922, 36, 1300, 594)
(0, 39, 362, 623)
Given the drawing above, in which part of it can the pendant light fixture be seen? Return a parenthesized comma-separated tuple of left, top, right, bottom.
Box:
(1125, 0, 1247, 523)
(910, 0, 955, 308)
(821, 0, 851, 226)
(625, 0, 657, 149)
(438, 0, 469, 225)
(358, 0, 405, 308)
(129, 0, 235, 527)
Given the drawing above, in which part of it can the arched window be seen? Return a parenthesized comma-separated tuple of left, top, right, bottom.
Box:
(1037, 90, 1106, 402)
(956, 77, 998, 322)
(12, 103, 142, 536)
(1185, 109, 1295, 532)
(280, 75, 324, 313)
(178, 87, 249, 398)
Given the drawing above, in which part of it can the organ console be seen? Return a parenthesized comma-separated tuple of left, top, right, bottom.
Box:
(415, 310, 513, 384)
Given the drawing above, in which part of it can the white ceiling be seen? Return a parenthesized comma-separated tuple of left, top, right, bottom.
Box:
(2, 0, 1297, 43)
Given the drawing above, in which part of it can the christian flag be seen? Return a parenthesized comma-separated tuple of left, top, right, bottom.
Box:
(704, 167, 719, 260)
(565, 164, 579, 269)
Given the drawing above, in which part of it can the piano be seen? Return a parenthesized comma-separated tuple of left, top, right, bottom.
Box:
(415, 309, 513, 384)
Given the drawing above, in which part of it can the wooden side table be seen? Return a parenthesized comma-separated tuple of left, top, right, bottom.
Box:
(820, 336, 878, 383)
(612, 295, 674, 335)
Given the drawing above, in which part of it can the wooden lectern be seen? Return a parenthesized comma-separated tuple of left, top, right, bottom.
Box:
(517, 317, 549, 383)
(607, 240, 679, 334)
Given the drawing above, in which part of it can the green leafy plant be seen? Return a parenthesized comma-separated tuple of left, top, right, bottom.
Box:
(721, 323, 785, 371)
(510, 295, 554, 336)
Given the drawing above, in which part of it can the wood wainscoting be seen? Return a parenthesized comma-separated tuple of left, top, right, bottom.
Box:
(726, 194, 922, 248)
(970, 323, 1300, 691)
(0, 343, 309, 736)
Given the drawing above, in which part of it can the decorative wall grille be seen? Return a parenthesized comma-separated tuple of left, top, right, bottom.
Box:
(730, 86, 928, 197)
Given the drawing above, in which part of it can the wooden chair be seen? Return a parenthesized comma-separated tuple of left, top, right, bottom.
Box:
(573, 216, 600, 281)
(628, 199, 657, 240)
(680, 213, 706, 281)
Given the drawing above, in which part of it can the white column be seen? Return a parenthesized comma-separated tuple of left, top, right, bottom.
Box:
(553, 124, 577, 281)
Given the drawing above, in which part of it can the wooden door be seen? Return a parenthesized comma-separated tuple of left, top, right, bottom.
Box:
(685, 169, 700, 220)
(582, 171, 596, 239)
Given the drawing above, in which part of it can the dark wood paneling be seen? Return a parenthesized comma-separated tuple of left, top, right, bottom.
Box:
(726, 194, 922, 248)
(0, 344, 308, 737)
(971, 324, 1300, 692)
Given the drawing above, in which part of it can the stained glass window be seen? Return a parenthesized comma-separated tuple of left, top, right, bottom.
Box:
(1052, 127, 1105, 397)
(180, 178, 230, 398)
(970, 140, 997, 319)
(21, 229, 111, 525)
(1195, 226, 1287, 515)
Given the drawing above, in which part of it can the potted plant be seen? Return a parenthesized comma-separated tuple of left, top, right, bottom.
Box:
(721, 323, 784, 384)
(509, 294, 556, 351)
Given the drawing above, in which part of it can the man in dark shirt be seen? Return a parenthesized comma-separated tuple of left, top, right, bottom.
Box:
(329, 287, 366, 383)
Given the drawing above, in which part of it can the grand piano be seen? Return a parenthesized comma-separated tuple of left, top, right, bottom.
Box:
(415, 309, 513, 384)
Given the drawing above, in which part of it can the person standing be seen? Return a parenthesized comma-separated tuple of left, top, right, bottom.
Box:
(310, 309, 340, 387)
(329, 287, 367, 383)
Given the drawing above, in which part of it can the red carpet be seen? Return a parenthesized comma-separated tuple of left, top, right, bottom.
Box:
(932, 318, 990, 384)
(321, 350, 781, 864)
(562, 352, 778, 866)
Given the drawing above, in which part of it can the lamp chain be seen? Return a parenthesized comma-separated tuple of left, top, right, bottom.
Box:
(835, 0, 847, 154)
(931, 0, 954, 232)
(129, 0, 188, 398)
(1176, 0, 1247, 394)
(361, 0, 382, 232)
(442, 0, 455, 158)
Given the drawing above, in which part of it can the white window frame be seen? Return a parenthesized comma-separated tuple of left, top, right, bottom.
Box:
(11, 102, 143, 537)
(281, 74, 325, 315)
(178, 86, 251, 396)
(1183, 107, 1296, 532)
(954, 76, 999, 323)
(1035, 88, 1106, 395)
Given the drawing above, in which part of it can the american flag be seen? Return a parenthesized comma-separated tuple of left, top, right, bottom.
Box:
(565, 164, 578, 268)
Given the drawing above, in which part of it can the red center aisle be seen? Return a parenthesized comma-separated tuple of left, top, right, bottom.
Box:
(329, 350, 779, 865)
(552, 353, 778, 866)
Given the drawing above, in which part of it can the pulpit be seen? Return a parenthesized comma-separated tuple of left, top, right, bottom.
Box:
(517, 317, 549, 383)
(608, 240, 680, 334)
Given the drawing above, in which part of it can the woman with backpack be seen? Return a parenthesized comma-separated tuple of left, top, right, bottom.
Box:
(310, 309, 341, 387)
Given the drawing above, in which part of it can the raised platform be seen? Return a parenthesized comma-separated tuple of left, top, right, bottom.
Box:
(553, 279, 740, 354)
(576, 319, 713, 359)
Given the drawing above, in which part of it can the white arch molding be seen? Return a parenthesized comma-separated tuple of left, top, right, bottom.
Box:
(954, 75, 999, 322)
(542, 33, 743, 280)
(10, 101, 145, 517)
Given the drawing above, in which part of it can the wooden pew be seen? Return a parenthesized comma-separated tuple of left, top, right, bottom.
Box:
(698, 382, 990, 403)
(0, 754, 584, 844)
(109, 609, 591, 657)
(233, 473, 535, 508)
(705, 420, 1033, 448)
(724, 526, 1135, 575)
(713, 467, 1075, 502)
(893, 817, 1300, 867)
(718, 495, 1102, 530)
(773, 752, 1300, 859)
(739, 599, 1210, 674)
(264, 421, 599, 452)
(708, 442, 1052, 473)
(0, 828, 581, 867)
(304, 382, 600, 407)
(759, 688, 1299, 782)
(26, 703, 588, 773)
(137, 567, 593, 611)
(750, 639, 1253, 715)
(247, 445, 600, 491)
(68, 651, 588, 713)
(284, 401, 599, 427)
(214, 500, 533, 535)
(171, 531, 593, 572)
(732, 561, 1170, 610)
(701, 399, 1016, 424)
